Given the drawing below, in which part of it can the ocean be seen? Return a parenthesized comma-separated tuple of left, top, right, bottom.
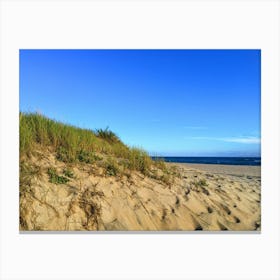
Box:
(152, 157, 261, 166)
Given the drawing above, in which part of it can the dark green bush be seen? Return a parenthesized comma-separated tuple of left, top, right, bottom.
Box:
(104, 158, 119, 176)
(47, 167, 69, 184)
(63, 168, 75, 178)
(77, 150, 94, 163)
(56, 146, 75, 162)
(95, 127, 120, 143)
(197, 179, 208, 186)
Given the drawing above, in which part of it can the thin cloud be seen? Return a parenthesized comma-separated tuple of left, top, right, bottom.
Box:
(190, 136, 260, 144)
(222, 137, 260, 144)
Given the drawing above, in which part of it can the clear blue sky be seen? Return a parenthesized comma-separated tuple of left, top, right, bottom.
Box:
(20, 50, 261, 157)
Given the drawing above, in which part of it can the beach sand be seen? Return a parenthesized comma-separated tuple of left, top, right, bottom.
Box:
(168, 163, 261, 231)
(20, 153, 261, 231)
(178, 163, 261, 177)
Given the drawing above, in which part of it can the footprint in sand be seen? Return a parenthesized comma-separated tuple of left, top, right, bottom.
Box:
(175, 196, 180, 206)
(234, 216, 241, 223)
(236, 195, 241, 201)
(221, 204, 231, 215)
(201, 187, 210, 196)
(195, 225, 203, 230)
(185, 188, 190, 195)
(191, 215, 204, 230)
(217, 221, 228, 230)
(255, 221, 261, 230)
(161, 209, 167, 221)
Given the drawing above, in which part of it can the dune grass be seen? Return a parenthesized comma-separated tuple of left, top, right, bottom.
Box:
(20, 112, 167, 178)
(47, 167, 70, 184)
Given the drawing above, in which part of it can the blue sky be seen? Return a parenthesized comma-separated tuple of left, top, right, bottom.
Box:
(20, 50, 261, 157)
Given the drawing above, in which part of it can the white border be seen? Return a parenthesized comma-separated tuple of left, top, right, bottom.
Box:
(1, 0, 280, 279)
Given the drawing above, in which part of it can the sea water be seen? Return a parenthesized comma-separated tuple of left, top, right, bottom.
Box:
(151, 157, 261, 166)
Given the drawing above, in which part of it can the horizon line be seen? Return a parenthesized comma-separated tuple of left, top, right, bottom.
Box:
(150, 155, 261, 158)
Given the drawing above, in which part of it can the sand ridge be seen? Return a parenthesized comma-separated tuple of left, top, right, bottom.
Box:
(20, 152, 261, 231)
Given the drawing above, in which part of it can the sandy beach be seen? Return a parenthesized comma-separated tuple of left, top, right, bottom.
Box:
(177, 163, 261, 177)
(20, 151, 261, 231)
(167, 163, 261, 231)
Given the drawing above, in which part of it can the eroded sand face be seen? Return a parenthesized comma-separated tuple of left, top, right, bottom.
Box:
(20, 154, 261, 231)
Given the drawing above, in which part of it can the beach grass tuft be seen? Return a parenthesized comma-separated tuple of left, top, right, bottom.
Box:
(96, 127, 121, 144)
(47, 167, 69, 184)
(20, 112, 172, 183)
(63, 168, 75, 178)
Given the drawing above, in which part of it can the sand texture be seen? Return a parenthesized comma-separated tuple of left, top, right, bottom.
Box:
(20, 152, 261, 231)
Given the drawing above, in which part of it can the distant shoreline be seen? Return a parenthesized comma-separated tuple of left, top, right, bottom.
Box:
(152, 156, 261, 166)
(170, 163, 261, 177)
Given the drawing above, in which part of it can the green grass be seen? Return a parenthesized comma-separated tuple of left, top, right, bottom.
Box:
(192, 179, 208, 187)
(96, 127, 121, 144)
(63, 168, 75, 178)
(20, 112, 172, 182)
(47, 167, 69, 184)
(77, 150, 95, 164)
(104, 157, 120, 176)
(20, 112, 109, 158)
(20, 162, 43, 195)
(127, 147, 152, 175)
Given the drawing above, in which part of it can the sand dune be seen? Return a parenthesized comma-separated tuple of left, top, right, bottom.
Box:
(20, 153, 261, 231)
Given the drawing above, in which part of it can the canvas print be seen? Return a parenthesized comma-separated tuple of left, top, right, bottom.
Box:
(19, 50, 261, 231)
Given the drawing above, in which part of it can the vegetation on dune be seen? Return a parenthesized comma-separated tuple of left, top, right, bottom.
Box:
(95, 127, 121, 144)
(20, 162, 43, 195)
(192, 179, 208, 187)
(63, 168, 75, 178)
(104, 157, 120, 176)
(47, 167, 70, 184)
(190, 179, 210, 195)
(20, 112, 175, 182)
(20, 112, 113, 159)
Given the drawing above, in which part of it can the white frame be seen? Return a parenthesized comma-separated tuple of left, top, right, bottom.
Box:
(1, 0, 279, 279)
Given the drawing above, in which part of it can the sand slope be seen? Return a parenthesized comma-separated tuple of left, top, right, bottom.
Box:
(20, 153, 261, 231)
